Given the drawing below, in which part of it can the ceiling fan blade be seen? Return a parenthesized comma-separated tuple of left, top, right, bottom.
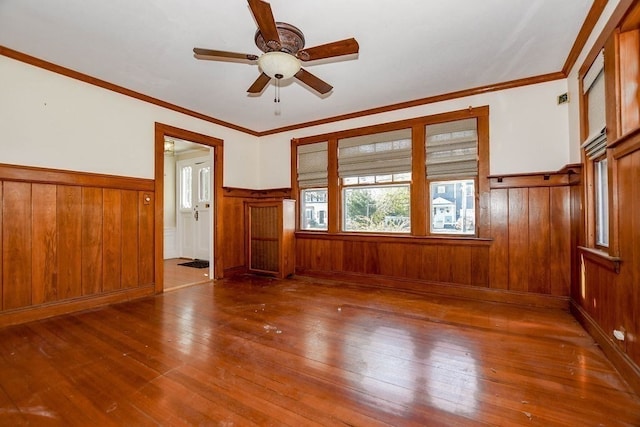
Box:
(247, 0, 281, 50)
(193, 48, 258, 61)
(295, 69, 333, 94)
(247, 72, 272, 93)
(297, 38, 359, 61)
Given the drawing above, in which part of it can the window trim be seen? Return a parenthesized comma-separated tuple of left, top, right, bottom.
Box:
(291, 106, 490, 238)
(578, 44, 613, 254)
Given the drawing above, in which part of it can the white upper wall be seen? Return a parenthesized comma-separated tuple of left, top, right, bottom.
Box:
(258, 79, 570, 189)
(0, 55, 260, 187)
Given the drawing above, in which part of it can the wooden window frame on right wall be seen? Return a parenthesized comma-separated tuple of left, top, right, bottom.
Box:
(578, 1, 640, 260)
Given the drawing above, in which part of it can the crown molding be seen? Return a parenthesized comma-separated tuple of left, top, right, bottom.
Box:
(3, 46, 572, 138)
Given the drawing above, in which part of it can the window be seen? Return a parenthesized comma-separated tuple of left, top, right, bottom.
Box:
(300, 188, 328, 230)
(594, 158, 609, 246)
(430, 179, 475, 233)
(180, 165, 192, 209)
(292, 106, 489, 238)
(339, 129, 412, 233)
(581, 51, 608, 248)
(297, 142, 328, 230)
(198, 166, 211, 203)
(343, 180, 411, 233)
(425, 119, 478, 235)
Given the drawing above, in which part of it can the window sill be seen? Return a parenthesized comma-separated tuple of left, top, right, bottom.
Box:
(295, 231, 492, 246)
(578, 246, 621, 273)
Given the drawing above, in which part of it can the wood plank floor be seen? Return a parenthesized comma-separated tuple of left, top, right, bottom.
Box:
(163, 258, 211, 291)
(0, 274, 639, 426)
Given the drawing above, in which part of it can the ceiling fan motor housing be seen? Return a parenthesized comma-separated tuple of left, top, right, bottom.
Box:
(255, 22, 305, 54)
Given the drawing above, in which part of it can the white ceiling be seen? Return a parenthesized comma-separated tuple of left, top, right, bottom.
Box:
(0, 0, 593, 133)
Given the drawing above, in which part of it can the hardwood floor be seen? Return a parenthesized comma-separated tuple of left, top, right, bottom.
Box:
(163, 258, 212, 291)
(0, 275, 638, 426)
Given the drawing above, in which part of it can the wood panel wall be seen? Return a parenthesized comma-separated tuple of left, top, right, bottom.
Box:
(488, 173, 573, 296)
(295, 168, 577, 308)
(0, 164, 155, 326)
(570, 5, 640, 395)
(296, 235, 491, 284)
(572, 132, 640, 394)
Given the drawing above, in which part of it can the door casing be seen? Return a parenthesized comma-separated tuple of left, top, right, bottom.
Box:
(154, 123, 224, 293)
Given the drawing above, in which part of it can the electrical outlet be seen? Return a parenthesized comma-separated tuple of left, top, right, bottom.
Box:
(613, 329, 625, 341)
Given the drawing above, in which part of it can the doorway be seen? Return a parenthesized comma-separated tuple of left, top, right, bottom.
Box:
(164, 140, 213, 290)
(176, 155, 212, 262)
(154, 123, 224, 293)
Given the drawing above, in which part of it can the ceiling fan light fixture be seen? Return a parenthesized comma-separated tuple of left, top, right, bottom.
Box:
(258, 51, 301, 80)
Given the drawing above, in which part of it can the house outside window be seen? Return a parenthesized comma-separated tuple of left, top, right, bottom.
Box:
(426, 119, 478, 235)
(301, 188, 328, 230)
(297, 142, 328, 230)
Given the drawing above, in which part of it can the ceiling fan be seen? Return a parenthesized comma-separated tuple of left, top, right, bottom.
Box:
(193, 0, 359, 96)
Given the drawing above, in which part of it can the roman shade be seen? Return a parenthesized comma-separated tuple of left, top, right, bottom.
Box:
(582, 50, 607, 160)
(338, 129, 412, 178)
(297, 141, 328, 188)
(425, 118, 478, 180)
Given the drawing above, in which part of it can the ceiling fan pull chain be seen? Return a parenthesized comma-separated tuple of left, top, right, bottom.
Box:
(274, 78, 281, 103)
(274, 79, 281, 115)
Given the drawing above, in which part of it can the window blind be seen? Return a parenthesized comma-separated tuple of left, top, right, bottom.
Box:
(582, 129, 607, 160)
(425, 118, 477, 180)
(297, 141, 328, 188)
(338, 129, 412, 178)
(582, 51, 606, 160)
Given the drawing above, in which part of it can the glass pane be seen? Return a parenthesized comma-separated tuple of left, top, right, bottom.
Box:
(343, 177, 358, 185)
(343, 173, 411, 187)
(181, 166, 192, 209)
(343, 185, 410, 233)
(595, 158, 609, 246)
(359, 176, 375, 184)
(393, 172, 411, 182)
(300, 188, 328, 231)
(429, 179, 475, 235)
(199, 166, 211, 203)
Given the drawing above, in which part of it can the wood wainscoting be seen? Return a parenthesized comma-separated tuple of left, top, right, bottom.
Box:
(0, 163, 155, 327)
(296, 167, 579, 309)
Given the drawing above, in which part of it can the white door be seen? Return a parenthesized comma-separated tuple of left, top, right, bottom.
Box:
(177, 156, 212, 261)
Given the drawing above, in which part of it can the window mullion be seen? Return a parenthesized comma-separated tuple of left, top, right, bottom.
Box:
(328, 138, 340, 234)
(411, 124, 426, 235)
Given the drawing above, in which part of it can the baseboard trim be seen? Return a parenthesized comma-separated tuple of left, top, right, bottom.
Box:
(223, 265, 248, 277)
(570, 300, 640, 396)
(0, 286, 155, 328)
(295, 269, 569, 310)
